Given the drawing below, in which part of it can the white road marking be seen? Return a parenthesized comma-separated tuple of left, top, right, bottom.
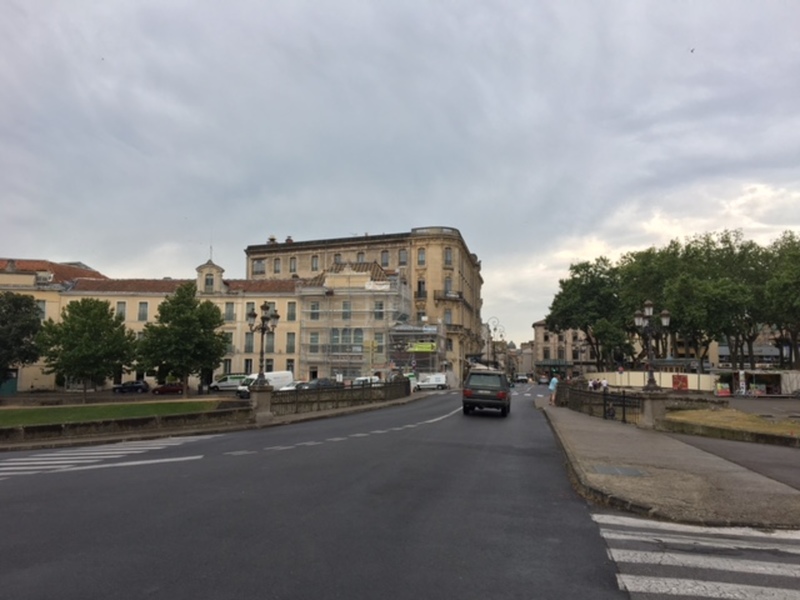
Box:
(296, 441, 323, 446)
(609, 549, 800, 578)
(600, 530, 800, 555)
(57, 456, 204, 471)
(326, 437, 348, 442)
(593, 514, 800, 541)
(264, 446, 295, 451)
(617, 574, 800, 599)
(349, 433, 369, 438)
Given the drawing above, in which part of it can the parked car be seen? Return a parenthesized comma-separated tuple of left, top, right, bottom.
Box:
(515, 374, 529, 383)
(538, 375, 550, 385)
(297, 378, 344, 390)
(353, 376, 382, 387)
(151, 382, 184, 395)
(208, 374, 247, 392)
(279, 381, 306, 391)
(462, 369, 511, 417)
(112, 380, 150, 394)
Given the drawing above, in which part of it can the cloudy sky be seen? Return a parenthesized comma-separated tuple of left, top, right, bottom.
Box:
(3, 1, 800, 344)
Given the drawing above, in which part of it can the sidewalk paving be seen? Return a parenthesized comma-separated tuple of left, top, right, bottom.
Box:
(535, 394, 800, 529)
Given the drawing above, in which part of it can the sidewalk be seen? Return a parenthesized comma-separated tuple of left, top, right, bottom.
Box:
(535, 395, 800, 529)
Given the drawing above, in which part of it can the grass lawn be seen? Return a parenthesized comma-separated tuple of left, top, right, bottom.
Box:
(0, 401, 224, 428)
(666, 408, 800, 438)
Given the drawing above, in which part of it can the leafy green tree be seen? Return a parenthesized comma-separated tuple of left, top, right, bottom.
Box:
(137, 282, 228, 396)
(37, 298, 137, 398)
(0, 292, 42, 382)
(547, 257, 627, 370)
(765, 231, 800, 369)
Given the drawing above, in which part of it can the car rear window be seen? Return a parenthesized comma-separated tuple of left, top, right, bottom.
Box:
(467, 373, 504, 388)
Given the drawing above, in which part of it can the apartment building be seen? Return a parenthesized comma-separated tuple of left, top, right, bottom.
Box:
(245, 226, 483, 380)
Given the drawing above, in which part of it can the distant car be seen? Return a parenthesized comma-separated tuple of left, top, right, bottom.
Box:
(297, 378, 344, 390)
(279, 381, 306, 391)
(538, 376, 550, 385)
(462, 369, 511, 417)
(515, 374, 529, 383)
(112, 380, 150, 394)
(208, 374, 247, 392)
(151, 382, 184, 395)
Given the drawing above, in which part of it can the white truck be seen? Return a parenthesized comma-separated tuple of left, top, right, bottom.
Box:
(414, 373, 448, 391)
(236, 371, 294, 399)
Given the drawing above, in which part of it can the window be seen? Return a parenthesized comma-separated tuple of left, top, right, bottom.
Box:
(444, 247, 453, 266)
(543, 333, 550, 342)
(223, 359, 232, 373)
(398, 249, 408, 266)
(572, 348, 580, 360)
(253, 259, 265, 275)
(273, 258, 281, 274)
(244, 358, 253, 373)
(286, 332, 296, 354)
(246, 302, 255, 320)
(310, 332, 319, 353)
(311, 255, 319, 271)
(225, 332, 234, 353)
(416, 311, 426, 323)
(334, 253, 342, 264)
(417, 247, 426, 266)
(444, 309, 452, 325)
(416, 279, 426, 298)
(330, 328, 340, 352)
(374, 301, 384, 320)
(543, 347, 550, 360)
(204, 274, 214, 293)
(244, 332, 254, 353)
(287, 302, 296, 321)
(444, 277, 452, 293)
(224, 302, 235, 322)
(266, 331, 275, 353)
(115, 301, 125, 320)
(289, 257, 297, 273)
(138, 302, 148, 321)
(558, 347, 565, 360)
(375, 333, 384, 353)
(310, 302, 320, 320)
(265, 358, 274, 372)
(380, 250, 389, 267)
(286, 358, 294, 374)
(558, 333, 564, 342)
(354, 328, 364, 346)
(446, 338, 453, 351)
(342, 328, 352, 347)
(357, 252, 365, 263)
(342, 301, 351, 320)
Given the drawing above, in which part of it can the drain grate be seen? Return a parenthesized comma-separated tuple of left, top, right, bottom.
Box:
(590, 465, 647, 477)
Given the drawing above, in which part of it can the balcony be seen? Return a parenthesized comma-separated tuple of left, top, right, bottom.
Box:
(414, 290, 428, 299)
(434, 290, 463, 302)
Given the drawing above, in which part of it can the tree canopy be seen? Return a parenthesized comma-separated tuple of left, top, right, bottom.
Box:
(37, 298, 137, 396)
(546, 229, 800, 372)
(137, 282, 228, 396)
(0, 292, 42, 382)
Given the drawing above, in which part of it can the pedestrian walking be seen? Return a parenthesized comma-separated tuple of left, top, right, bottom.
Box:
(548, 374, 559, 406)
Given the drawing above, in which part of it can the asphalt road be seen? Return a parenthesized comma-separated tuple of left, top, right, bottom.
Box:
(1, 389, 627, 600)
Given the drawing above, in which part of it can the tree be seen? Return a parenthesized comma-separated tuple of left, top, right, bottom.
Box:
(0, 292, 42, 382)
(37, 298, 137, 398)
(137, 282, 228, 397)
(765, 231, 800, 369)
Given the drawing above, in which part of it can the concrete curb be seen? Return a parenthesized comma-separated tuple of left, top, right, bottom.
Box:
(658, 419, 800, 448)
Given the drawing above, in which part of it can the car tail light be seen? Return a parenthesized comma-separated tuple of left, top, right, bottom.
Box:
(463, 389, 473, 398)
(496, 391, 507, 400)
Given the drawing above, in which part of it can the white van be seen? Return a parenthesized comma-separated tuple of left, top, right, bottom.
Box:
(353, 376, 381, 387)
(208, 374, 247, 392)
(236, 371, 294, 399)
(414, 373, 448, 391)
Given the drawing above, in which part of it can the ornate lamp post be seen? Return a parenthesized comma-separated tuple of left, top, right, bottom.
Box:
(634, 300, 670, 391)
(247, 301, 280, 386)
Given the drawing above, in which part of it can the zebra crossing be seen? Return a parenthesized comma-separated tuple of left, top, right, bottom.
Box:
(594, 513, 800, 599)
(0, 435, 217, 480)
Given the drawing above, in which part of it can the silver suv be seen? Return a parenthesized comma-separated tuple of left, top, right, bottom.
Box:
(462, 370, 512, 417)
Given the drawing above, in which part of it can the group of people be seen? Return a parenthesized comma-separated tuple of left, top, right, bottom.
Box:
(588, 377, 608, 392)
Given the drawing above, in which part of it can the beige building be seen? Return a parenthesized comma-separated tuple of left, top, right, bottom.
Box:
(245, 226, 484, 380)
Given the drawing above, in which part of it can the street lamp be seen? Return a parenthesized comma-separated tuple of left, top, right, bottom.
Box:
(247, 301, 280, 386)
(634, 300, 670, 391)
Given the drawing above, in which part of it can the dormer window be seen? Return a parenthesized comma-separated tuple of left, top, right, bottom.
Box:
(204, 274, 214, 292)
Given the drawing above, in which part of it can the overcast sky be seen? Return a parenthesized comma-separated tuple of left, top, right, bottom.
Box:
(3, 1, 800, 344)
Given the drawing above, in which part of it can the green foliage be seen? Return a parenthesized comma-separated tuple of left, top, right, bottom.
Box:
(0, 401, 222, 427)
(36, 298, 137, 391)
(137, 282, 228, 392)
(0, 292, 42, 380)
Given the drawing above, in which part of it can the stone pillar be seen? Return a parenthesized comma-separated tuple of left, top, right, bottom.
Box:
(638, 395, 667, 429)
(250, 384, 274, 426)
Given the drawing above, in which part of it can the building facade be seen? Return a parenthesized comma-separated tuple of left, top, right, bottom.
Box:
(244, 226, 484, 381)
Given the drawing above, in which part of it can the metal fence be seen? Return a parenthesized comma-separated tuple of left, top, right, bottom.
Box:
(557, 385, 643, 425)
